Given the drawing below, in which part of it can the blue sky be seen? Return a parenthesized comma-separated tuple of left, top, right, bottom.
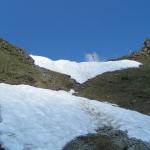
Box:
(0, 0, 150, 61)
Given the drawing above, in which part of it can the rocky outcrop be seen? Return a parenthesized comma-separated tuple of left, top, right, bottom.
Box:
(0, 38, 34, 65)
(63, 127, 150, 150)
(139, 39, 150, 55)
(121, 39, 150, 61)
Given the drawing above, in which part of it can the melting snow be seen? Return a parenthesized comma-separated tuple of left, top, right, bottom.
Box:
(0, 84, 150, 150)
(31, 55, 141, 83)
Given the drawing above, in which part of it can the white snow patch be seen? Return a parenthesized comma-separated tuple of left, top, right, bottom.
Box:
(68, 89, 75, 95)
(0, 84, 150, 150)
(31, 55, 141, 83)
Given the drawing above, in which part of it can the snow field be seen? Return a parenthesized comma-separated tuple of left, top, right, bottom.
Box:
(0, 84, 150, 150)
(31, 55, 141, 83)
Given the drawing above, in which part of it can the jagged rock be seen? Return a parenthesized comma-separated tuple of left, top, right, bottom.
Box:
(144, 39, 150, 48)
(134, 39, 150, 56)
(110, 39, 150, 61)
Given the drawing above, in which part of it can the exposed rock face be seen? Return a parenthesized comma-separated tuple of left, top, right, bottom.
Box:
(63, 127, 150, 150)
(110, 39, 150, 62)
(139, 39, 150, 55)
(127, 39, 150, 60)
(144, 39, 150, 48)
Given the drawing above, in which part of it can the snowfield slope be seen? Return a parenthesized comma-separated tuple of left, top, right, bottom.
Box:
(31, 55, 141, 83)
(0, 84, 150, 150)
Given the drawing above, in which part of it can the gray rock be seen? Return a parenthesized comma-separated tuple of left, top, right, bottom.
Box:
(63, 127, 150, 150)
(0, 144, 5, 150)
(144, 39, 150, 48)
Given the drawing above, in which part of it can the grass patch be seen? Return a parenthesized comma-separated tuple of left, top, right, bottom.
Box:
(76, 40, 150, 114)
(0, 39, 75, 91)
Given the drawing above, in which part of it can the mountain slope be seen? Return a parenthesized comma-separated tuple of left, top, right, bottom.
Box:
(76, 39, 150, 115)
(0, 39, 76, 91)
(0, 38, 150, 150)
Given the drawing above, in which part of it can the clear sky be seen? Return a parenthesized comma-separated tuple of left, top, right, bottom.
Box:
(0, 0, 150, 61)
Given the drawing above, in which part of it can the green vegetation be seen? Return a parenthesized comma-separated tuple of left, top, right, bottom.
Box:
(76, 39, 150, 115)
(0, 39, 75, 91)
(1, 38, 150, 114)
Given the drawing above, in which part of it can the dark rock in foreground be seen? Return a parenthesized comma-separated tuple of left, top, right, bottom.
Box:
(63, 127, 150, 150)
(0, 145, 5, 150)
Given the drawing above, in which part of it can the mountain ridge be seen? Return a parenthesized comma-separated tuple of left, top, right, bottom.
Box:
(0, 38, 150, 150)
(1, 38, 150, 115)
(0, 39, 76, 91)
(76, 39, 150, 115)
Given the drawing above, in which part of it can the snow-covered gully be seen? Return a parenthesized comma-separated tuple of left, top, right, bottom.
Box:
(31, 55, 141, 83)
(0, 84, 150, 150)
